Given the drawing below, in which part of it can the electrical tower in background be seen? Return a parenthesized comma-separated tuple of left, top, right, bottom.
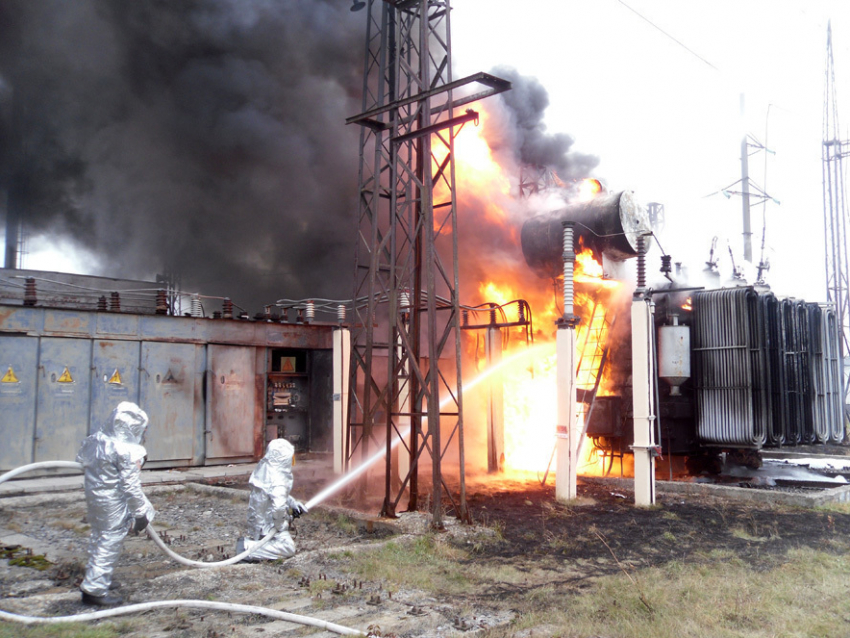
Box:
(822, 21, 850, 406)
(346, 0, 509, 527)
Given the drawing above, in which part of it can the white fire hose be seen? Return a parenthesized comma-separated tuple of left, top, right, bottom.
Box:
(0, 601, 365, 635)
(0, 462, 367, 636)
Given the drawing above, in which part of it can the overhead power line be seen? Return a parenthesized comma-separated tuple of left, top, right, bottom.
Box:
(614, 0, 719, 72)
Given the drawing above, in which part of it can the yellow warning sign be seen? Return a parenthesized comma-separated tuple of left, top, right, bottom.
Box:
(108, 369, 122, 385)
(280, 357, 296, 373)
(1, 366, 18, 383)
(57, 367, 74, 383)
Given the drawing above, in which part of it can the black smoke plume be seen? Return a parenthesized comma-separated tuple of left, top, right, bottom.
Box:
(455, 67, 600, 312)
(484, 67, 599, 182)
(0, 0, 363, 312)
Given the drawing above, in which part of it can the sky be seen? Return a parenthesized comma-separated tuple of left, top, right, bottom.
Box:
(5, 0, 850, 305)
(449, 0, 849, 300)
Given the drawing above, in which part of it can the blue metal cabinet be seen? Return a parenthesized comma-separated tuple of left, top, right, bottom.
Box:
(140, 342, 204, 465)
(34, 338, 92, 462)
(90, 340, 141, 433)
(0, 335, 39, 470)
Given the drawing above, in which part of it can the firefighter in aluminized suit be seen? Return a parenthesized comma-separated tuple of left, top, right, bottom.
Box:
(238, 438, 307, 561)
(77, 401, 155, 606)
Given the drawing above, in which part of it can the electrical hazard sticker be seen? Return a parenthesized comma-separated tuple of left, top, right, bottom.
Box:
(108, 369, 123, 385)
(57, 367, 74, 383)
(280, 357, 296, 373)
(1, 366, 19, 383)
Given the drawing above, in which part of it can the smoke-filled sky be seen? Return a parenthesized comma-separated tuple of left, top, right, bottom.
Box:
(3, 0, 849, 309)
(0, 0, 365, 311)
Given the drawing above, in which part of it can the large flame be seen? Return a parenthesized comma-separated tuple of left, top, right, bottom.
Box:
(440, 102, 629, 480)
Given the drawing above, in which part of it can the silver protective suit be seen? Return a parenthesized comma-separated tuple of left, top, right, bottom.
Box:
(243, 439, 301, 560)
(77, 402, 155, 596)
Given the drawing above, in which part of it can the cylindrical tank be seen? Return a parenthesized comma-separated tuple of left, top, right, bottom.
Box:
(658, 316, 690, 396)
(520, 190, 651, 279)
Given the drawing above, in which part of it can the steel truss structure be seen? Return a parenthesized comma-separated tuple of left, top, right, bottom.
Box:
(346, 0, 509, 527)
(822, 22, 850, 406)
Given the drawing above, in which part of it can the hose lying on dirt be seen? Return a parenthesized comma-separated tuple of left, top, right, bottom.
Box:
(146, 525, 276, 567)
(0, 461, 275, 565)
(0, 601, 367, 635)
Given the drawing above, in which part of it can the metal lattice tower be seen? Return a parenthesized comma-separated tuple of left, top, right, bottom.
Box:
(822, 21, 850, 405)
(345, 0, 509, 527)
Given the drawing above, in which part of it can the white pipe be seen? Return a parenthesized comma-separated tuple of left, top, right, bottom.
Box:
(0, 601, 366, 635)
(0, 462, 275, 564)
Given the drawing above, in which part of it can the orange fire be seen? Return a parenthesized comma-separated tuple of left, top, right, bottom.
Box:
(442, 101, 631, 480)
(577, 178, 603, 201)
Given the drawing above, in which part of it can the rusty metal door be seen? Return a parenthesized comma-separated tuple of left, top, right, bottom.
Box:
(0, 335, 39, 470)
(140, 341, 203, 465)
(90, 340, 141, 434)
(206, 345, 259, 460)
(34, 337, 92, 462)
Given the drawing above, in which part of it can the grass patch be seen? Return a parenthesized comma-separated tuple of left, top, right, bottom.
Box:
(338, 535, 471, 594)
(49, 520, 89, 536)
(0, 623, 122, 638)
(478, 547, 850, 638)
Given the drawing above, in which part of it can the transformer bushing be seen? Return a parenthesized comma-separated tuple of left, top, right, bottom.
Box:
(635, 234, 648, 295)
(223, 298, 234, 320)
(109, 292, 121, 313)
(557, 222, 579, 329)
(156, 289, 168, 315)
(97, 296, 108, 312)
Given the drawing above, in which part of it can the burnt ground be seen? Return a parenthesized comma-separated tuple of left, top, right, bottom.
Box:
(464, 478, 848, 573)
(2, 469, 850, 637)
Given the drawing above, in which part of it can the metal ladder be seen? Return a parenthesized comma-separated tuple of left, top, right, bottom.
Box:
(540, 301, 616, 483)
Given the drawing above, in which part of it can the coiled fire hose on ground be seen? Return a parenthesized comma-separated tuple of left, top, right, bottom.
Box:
(0, 462, 366, 636)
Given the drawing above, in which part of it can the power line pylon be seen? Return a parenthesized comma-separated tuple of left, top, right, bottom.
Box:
(822, 20, 850, 409)
(345, 0, 510, 527)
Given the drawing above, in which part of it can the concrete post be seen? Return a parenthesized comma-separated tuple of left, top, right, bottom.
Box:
(485, 326, 504, 473)
(332, 327, 351, 474)
(556, 221, 579, 502)
(631, 234, 657, 505)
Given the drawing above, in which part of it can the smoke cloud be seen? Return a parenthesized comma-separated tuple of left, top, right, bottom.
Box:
(484, 67, 599, 183)
(455, 67, 600, 319)
(0, 0, 363, 312)
(0, 6, 599, 317)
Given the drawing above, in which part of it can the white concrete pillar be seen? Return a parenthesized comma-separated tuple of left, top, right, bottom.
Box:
(332, 327, 351, 474)
(631, 296, 656, 506)
(555, 325, 578, 501)
(485, 326, 505, 473)
(556, 221, 578, 502)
